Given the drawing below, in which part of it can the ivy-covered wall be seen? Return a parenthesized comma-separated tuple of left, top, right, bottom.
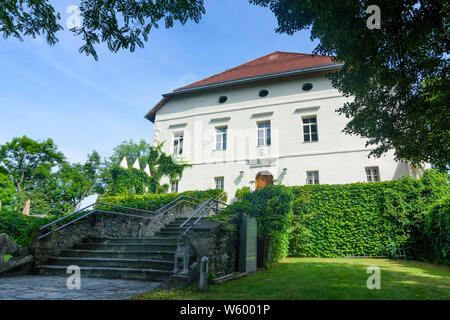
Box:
(220, 170, 448, 266)
(288, 170, 449, 263)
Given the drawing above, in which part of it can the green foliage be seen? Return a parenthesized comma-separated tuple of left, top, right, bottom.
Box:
(252, 0, 449, 171)
(0, 0, 62, 45)
(288, 170, 449, 262)
(0, 171, 15, 210)
(0, 209, 58, 248)
(235, 187, 251, 201)
(100, 189, 225, 212)
(0, 135, 65, 193)
(221, 200, 255, 217)
(424, 195, 450, 264)
(242, 185, 294, 264)
(1, 0, 205, 61)
(58, 151, 101, 210)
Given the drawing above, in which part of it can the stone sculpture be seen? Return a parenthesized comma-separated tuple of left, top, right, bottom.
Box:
(173, 232, 196, 275)
(0, 233, 28, 265)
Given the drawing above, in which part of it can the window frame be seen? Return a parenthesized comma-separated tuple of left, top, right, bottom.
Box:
(214, 176, 224, 190)
(172, 131, 184, 155)
(257, 120, 271, 146)
(365, 166, 380, 182)
(215, 126, 227, 151)
(170, 179, 179, 193)
(302, 116, 318, 143)
(306, 171, 320, 185)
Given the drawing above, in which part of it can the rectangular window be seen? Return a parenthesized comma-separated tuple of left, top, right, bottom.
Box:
(214, 176, 224, 190)
(366, 167, 380, 182)
(170, 180, 179, 193)
(306, 171, 320, 185)
(257, 121, 271, 146)
(173, 132, 184, 155)
(303, 116, 318, 142)
(215, 126, 227, 150)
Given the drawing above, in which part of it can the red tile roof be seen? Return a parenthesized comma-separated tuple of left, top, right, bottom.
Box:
(175, 51, 339, 91)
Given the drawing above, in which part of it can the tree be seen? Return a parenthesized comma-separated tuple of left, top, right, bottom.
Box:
(58, 151, 101, 210)
(0, 136, 65, 193)
(251, 0, 449, 171)
(1, 0, 205, 60)
(0, 168, 15, 211)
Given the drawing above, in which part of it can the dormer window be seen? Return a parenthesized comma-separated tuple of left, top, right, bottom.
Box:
(218, 96, 228, 103)
(259, 89, 269, 97)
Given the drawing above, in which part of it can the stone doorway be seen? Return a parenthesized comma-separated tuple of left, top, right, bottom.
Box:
(255, 171, 274, 190)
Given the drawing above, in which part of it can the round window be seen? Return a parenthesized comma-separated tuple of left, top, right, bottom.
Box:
(218, 96, 228, 103)
(302, 83, 313, 91)
(259, 89, 269, 97)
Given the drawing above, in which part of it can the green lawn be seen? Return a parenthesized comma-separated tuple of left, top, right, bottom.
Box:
(133, 258, 450, 300)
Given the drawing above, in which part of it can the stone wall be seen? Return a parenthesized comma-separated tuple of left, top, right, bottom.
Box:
(190, 220, 238, 278)
(31, 205, 196, 265)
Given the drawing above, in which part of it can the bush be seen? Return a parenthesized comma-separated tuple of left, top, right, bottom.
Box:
(0, 210, 58, 248)
(235, 187, 251, 201)
(288, 169, 449, 261)
(424, 195, 450, 264)
(100, 189, 226, 211)
(243, 185, 293, 264)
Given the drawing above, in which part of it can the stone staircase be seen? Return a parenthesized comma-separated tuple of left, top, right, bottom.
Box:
(35, 217, 191, 282)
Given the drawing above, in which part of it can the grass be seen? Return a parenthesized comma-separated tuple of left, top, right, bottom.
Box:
(4, 254, 12, 262)
(133, 258, 450, 300)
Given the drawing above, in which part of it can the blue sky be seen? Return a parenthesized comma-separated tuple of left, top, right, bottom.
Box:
(0, 0, 317, 164)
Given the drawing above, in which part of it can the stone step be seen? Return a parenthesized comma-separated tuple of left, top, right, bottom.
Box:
(73, 243, 177, 251)
(36, 265, 172, 281)
(155, 231, 184, 237)
(85, 237, 178, 244)
(59, 249, 175, 260)
(160, 227, 187, 232)
(47, 256, 174, 270)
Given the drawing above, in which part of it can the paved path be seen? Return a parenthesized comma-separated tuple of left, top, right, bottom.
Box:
(0, 275, 162, 300)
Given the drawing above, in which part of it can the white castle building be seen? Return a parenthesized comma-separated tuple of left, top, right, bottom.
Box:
(145, 52, 418, 199)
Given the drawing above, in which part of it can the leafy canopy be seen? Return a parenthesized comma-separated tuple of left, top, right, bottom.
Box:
(252, 0, 449, 171)
(0, 135, 65, 192)
(0, 0, 205, 60)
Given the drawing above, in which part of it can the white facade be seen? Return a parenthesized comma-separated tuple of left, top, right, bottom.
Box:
(150, 71, 413, 200)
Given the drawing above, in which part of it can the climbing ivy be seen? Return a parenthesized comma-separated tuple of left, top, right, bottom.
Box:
(288, 170, 449, 262)
(101, 141, 191, 196)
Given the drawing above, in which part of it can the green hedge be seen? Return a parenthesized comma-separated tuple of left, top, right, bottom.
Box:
(242, 185, 293, 264)
(424, 194, 450, 264)
(99, 189, 226, 211)
(288, 170, 449, 263)
(0, 210, 58, 248)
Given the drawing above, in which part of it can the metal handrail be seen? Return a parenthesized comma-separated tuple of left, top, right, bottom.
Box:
(182, 198, 227, 234)
(179, 192, 227, 231)
(38, 207, 154, 240)
(151, 196, 202, 219)
(153, 195, 203, 216)
(40, 202, 154, 231)
(179, 198, 213, 228)
(38, 192, 226, 240)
